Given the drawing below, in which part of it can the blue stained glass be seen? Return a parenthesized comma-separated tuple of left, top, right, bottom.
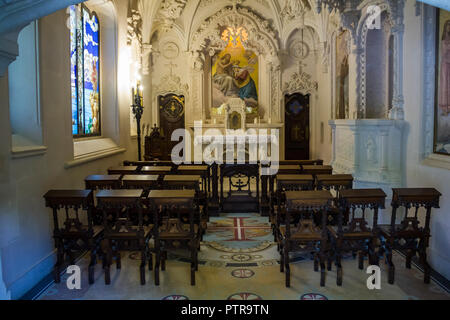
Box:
(70, 4, 100, 136)
(83, 8, 100, 134)
(70, 5, 78, 135)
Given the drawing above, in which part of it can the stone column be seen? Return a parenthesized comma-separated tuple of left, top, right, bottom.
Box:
(389, 0, 406, 120)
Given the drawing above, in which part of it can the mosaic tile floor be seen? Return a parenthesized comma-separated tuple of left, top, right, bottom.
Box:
(37, 213, 450, 300)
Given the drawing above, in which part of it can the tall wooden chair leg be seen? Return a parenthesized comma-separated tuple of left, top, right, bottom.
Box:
(104, 239, 113, 285)
(320, 251, 326, 287)
(88, 239, 97, 285)
(284, 244, 290, 287)
(54, 239, 64, 283)
(148, 250, 153, 271)
(386, 240, 395, 285)
(191, 245, 196, 286)
(419, 239, 431, 284)
(140, 246, 146, 285)
(405, 249, 413, 269)
(154, 242, 160, 286)
(358, 250, 364, 270)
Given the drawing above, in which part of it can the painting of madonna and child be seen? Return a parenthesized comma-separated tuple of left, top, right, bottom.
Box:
(211, 38, 258, 116)
(436, 9, 450, 155)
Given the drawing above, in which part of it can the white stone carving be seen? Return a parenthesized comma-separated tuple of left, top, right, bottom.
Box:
(329, 119, 405, 192)
(159, 0, 188, 22)
(191, 5, 279, 57)
(289, 39, 310, 59)
(161, 41, 180, 60)
(283, 70, 318, 95)
(141, 43, 152, 75)
(280, 0, 310, 24)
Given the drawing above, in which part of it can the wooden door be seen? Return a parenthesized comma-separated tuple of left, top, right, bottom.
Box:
(284, 93, 310, 160)
(158, 94, 185, 160)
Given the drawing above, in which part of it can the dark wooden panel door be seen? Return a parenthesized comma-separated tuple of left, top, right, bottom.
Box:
(158, 94, 185, 160)
(284, 93, 310, 160)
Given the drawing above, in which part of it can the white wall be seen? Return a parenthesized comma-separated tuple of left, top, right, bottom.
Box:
(0, 0, 137, 299)
(403, 0, 450, 279)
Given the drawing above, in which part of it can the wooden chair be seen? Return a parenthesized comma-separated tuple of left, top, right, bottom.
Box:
(219, 164, 260, 213)
(177, 164, 210, 193)
(144, 125, 166, 161)
(121, 175, 160, 194)
(301, 165, 333, 176)
(85, 175, 122, 190)
(316, 174, 354, 226)
(328, 189, 386, 286)
(107, 166, 139, 176)
(96, 189, 152, 285)
(122, 175, 160, 227)
(43, 190, 102, 284)
(278, 190, 334, 287)
(268, 165, 302, 195)
(123, 160, 176, 168)
(147, 190, 200, 286)
(379, 188, 441, 284)
(139, 166, 173, 177)
(163, 175, 208, 236)
(271, 174, 314, 241)
(85, 175, 122, 225)
(279, 159, 324, 166)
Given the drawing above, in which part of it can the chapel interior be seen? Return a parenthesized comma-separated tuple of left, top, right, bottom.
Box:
(0, 0, 450, 300)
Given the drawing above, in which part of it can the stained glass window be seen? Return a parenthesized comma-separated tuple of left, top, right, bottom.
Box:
(70, 4, 101, 137)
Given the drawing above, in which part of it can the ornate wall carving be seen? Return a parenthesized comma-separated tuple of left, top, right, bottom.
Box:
(283, 71, 318, 95)
(190, 5, 279, 57)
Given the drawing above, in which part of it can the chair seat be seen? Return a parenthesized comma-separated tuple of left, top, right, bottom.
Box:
(378, 224, 426, 238)
(279, 225, 322, 241)
(159, 224, 199, 239)
(56, 225, 104, 239)
(327, 225, 373, 239)
(106, 225, 153, 239)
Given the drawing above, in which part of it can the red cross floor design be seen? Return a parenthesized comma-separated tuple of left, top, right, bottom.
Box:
(207, 217, 271, 241)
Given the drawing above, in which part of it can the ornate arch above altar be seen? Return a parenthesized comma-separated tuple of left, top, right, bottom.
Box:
(189, 5, 280, 58)
(187, 4, 282, 124)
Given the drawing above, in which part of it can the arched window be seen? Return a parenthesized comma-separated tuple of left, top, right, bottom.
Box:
(70, 4, 101, 137)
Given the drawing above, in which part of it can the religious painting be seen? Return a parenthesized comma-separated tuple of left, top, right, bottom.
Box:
(70, 4, 101, 137)
(435, 9, 450, 155)
(211, 30, 258, 115)
(335, 30, 349, 120)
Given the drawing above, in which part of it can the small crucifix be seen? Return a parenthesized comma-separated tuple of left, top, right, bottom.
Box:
(297, 60, 307, 75)
(165, 61, 177, 76)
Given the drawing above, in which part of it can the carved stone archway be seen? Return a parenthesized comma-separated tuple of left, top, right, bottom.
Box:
(188, 4, 282, 123)
(354, 0, 405, 120)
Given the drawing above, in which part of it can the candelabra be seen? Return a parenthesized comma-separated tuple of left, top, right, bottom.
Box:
(131, 81, 144, 161)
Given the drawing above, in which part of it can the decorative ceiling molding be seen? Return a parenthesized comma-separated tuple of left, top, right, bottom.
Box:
(280, 0, 310, 26)
(190, 4, 279, 57)
(157, 0, 188, 31)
